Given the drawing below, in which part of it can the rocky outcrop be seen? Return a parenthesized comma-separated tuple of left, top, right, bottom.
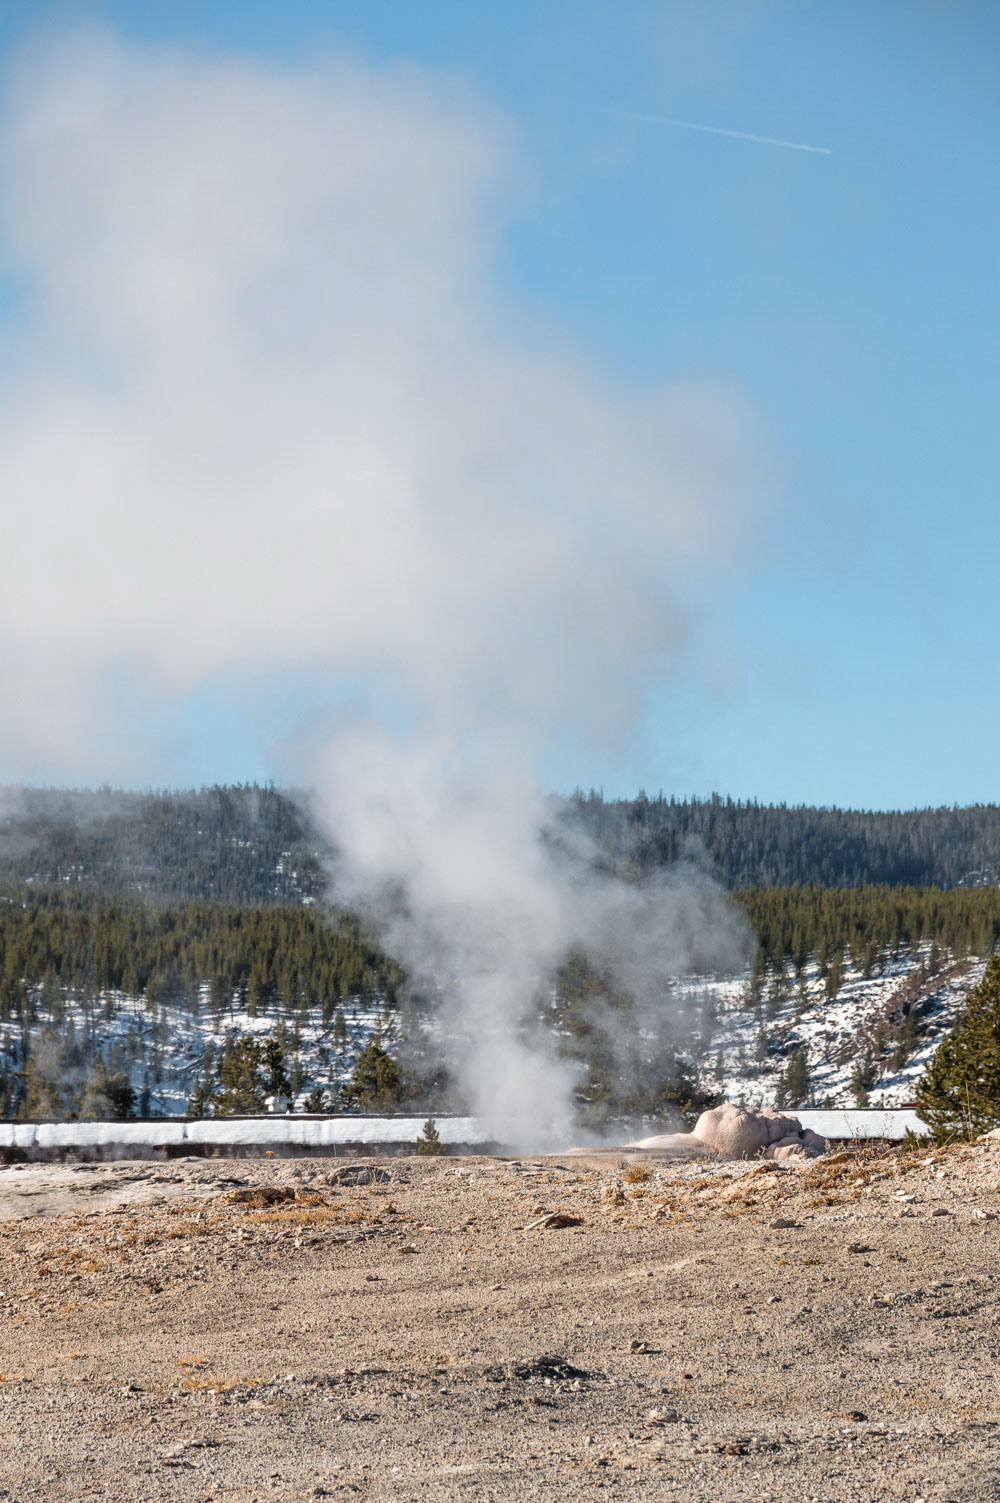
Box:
(634, 1103, 826, 1162)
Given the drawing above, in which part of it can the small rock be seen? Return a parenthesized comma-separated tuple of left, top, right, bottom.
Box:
(769, 1218, 798, 1230)
(972, 1209, 997, 1221)
(524, 1211, 584, 1231)
(646, 1407, 682, 1425)
(846, 1242, 874, 1254)
(629, 1339, 652, 1354)
(931, 1207, 951, 1218)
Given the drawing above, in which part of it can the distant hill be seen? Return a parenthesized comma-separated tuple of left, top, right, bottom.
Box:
(0, 785, 324, 905)
(2, 784, 1000, 900)
(564, 791, 1000, 890)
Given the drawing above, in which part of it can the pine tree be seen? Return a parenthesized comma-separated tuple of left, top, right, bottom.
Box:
(187, 1077, 210, 1117)
(916, 955, 1000, 1140)
(416, 1116, 446, 1155)
(211, 1036, 270, 1115)
(783, 1043, 809, 1106)
(79, 1058, 135, 1120)
(851, 1049, 877, 1108)
(341, 1036, 407, 1112)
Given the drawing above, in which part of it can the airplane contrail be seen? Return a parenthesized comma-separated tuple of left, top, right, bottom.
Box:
(602, 107, 832, 156)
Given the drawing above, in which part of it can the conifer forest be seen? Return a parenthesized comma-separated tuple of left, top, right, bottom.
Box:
(2, 785, 1000, 1131)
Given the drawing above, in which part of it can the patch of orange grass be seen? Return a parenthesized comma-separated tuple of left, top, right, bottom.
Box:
(247, 1206, 379, 1227)
(164, 1220, 217, 1241)
(176, 1356, 264, 1394)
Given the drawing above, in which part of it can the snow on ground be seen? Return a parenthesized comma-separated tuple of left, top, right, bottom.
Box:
(675, 945, 985, 1110)
(1, 944, 986, 1120)
(0, 984, 395, 1117)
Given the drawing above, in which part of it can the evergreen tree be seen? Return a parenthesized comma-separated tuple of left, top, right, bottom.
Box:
(79, 1058, 135, 1119)
(783, 1044, 809, 1106)
(187, 1076, 210, 1117)
(341, 1036, 407, 1112)
(19, 1052, 65, 1118)
(209, 1035, 271, 1115)
(916, 956, 1000, 1140)
(416, 1116, 446, 1155)
(263, 1037, 291, 1098)
(851, 1049, 877, 1108)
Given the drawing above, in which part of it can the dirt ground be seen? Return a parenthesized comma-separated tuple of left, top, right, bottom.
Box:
(0, 1136, 998, 1503)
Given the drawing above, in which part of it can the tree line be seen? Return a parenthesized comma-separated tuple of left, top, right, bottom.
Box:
(0, 784, 324, 904)
(736, 884, 1000, 981)
(0, 887, 401, 1026)
(7, 784, 1000, 899)
(564, 790, 1000, 889)
(4, 880, 1000, 1125)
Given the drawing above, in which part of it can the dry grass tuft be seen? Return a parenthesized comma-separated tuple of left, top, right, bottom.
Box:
(176, 1356, 264, 1394)
(623, 1162, 653, 1185)
(164, 1220, 217, 1241)
(246, 1205, 378, 1227)
(227, 1187, 296, 1208)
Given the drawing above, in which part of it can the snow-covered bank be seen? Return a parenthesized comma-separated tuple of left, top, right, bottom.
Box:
(0, 1106, 934, 1163)
(0, 1114, 492, 1160)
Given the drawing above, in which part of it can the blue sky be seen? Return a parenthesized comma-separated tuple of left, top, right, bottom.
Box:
(0, 1, 997, 810)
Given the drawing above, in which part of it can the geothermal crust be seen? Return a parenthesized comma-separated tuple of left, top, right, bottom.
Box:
(633, 1103, 827, 1162)
(1, 1136, 999, 1503)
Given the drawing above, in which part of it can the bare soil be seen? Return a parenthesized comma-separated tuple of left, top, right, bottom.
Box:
(1, 1138, 998, 1502)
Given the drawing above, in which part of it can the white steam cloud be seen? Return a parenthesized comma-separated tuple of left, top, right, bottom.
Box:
(0, 29, 765, 1141)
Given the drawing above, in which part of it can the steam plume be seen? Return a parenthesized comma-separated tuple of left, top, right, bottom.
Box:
(0, 30, 766, 1140)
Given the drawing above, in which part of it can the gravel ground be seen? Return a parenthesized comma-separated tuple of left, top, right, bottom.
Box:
(0, 1138, 998, 1502)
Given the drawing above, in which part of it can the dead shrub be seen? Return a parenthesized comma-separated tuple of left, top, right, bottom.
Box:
(228, 1187, 296, 1208)
(246, 1205, 378, 1227)
(176, 1355, 264, 1394)
(623, 1162, 653, 1185)
(164, 1220, 217, 1241)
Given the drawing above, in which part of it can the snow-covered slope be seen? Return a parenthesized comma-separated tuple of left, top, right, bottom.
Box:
(677, 946, 984, 1110)
(0, 945, 985, 1120)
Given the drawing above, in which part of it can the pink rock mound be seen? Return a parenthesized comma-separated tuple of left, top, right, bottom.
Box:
(634, 1104, 826, 1162)
(691, 1104, 825, 1161)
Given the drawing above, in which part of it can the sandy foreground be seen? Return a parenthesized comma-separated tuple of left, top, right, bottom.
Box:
(0, 1140, 998, 1503)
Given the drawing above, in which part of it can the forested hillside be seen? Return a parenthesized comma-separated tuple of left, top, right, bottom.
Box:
(3, 882, 1000, 1121)
(4, 784, 1000, 898)
(3, 785, 999, 1125)
(566, 791, 1000, 888)
(0, 785, 324, 903)
(0, 889, 402, 1119)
